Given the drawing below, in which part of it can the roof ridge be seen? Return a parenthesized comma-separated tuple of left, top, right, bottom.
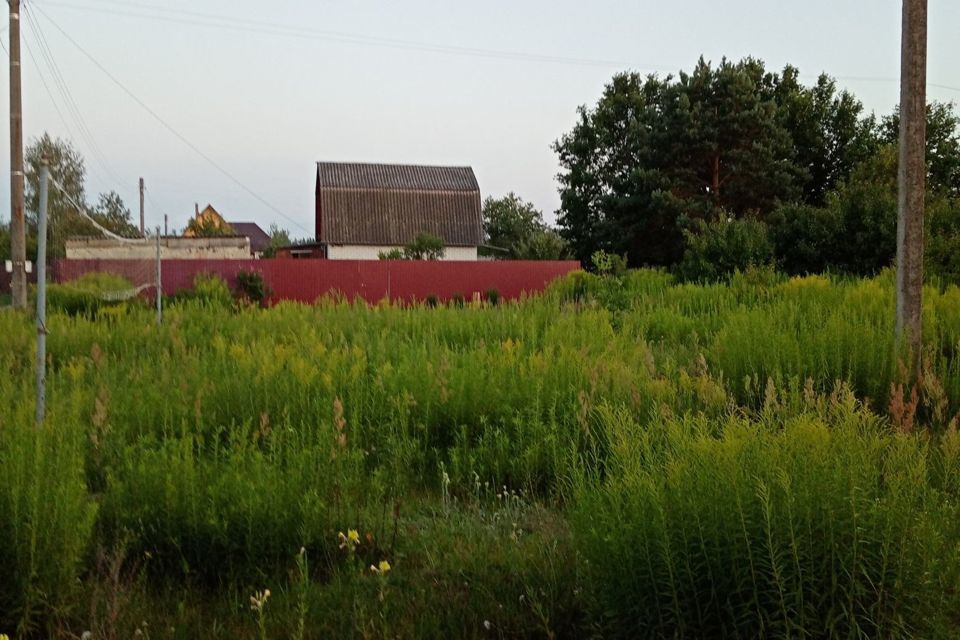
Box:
(316, 160, 473, 170)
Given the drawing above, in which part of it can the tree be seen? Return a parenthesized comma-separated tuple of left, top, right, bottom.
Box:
(90, 191, 139, 237)
(555, 57, 806, 268)
(261, 223, 292, 258)
(482, 193, 570, 259)
(880, 101, 960, 198)
(514, 228, 570, 260)
(24, 134, 137, 258)
(771, 69, 879, 205)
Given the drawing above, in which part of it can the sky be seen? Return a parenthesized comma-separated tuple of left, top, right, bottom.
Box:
(1, 0, 958, 237)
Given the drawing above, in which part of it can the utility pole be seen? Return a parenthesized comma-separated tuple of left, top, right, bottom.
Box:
(8, 0, 26, 309)
(139, 177, 145, 236)
(896, 0, 927, 378)
(35, 159, 48, 425)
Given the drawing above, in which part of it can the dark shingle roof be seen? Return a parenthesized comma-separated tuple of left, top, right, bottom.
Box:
(229, 222, 271, 253)
(316, 162, 483, 247)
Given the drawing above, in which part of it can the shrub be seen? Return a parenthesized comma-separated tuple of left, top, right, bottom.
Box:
(572, 400, 956, 638)
(767, 203, 843, 275)
(187, 272, 233, 307)
(591, 250, 628, 277)
(425, 294, 439, 308)
(485, 288, 500, 306)
(450, 292, 465, 308)
(926, 196, 960, 285)
(236, 269, 272, 307)
(45, 272, 135, 316)
(377, 248, 405, 260)
(676, 217, 774, 282)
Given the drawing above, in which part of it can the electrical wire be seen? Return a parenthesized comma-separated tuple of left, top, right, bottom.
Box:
(31, 2, 312, 233)
(51, 176, 147, 242)
(35, 0, 960, 95)
(36, 0, 670, 71)
(23, 3, 133, 195)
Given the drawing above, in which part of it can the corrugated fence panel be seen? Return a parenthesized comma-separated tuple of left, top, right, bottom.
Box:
(55, 259, 580, 305)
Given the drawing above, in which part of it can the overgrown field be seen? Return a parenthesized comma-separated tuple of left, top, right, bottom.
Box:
(2, 269, 960, 638)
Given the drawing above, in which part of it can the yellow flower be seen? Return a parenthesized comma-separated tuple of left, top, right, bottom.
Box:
(338, 529, 361, 550)
(1, 634, 10, 640)
(371, 559, 391, 575)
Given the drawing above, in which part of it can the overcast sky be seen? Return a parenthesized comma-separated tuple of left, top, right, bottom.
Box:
(1, 0, 958, 237)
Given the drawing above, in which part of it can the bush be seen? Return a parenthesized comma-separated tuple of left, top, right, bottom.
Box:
(767, 203, 843, 275)
(676, 217, 774, 282)
(926, 197, 960, 284)
(236, 269, 272, 307)
(450, 292, 465, 308)
(591, 250, 628, 277)
(572, 400, 957, 638)
(45, 272, 135, 316)
(485, 288, 500, 306)
(178, 272, 233, 308)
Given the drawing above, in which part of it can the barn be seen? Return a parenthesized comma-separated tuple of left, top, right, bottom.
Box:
(314, 162, 484, 260)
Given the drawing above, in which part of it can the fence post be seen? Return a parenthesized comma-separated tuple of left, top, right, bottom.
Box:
(156, 226, 162, 325)
(35, 160, 49, 426)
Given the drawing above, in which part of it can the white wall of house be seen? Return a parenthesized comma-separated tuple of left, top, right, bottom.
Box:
(66, 237, 252, 260)
(326, 245, 478, 261)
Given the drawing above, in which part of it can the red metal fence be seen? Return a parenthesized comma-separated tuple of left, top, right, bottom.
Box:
(55, 259, 581, 304)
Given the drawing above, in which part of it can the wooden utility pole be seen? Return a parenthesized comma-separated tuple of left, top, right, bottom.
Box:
(8, 0, 26, 309)
(139, 177, 145, 236)
(896, 0, 927, 376)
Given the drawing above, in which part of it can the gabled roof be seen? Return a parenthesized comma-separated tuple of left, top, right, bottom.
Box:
(229, 222, 271, 253)
(316, 162, 483, 247)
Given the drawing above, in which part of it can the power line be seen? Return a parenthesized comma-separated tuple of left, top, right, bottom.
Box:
(35, 0, 960, 94)
(51, 176, 145, 242)
(31, 3, 311, 233)
(22, 3, 132, 197)
(37, 0, 670, 71)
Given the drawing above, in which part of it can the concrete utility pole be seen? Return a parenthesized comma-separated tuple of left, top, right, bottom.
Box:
(896, 0, 927, 377)
(139, 177, 145, 236)
(8, 0, 27, 309)
(35, 160, 49, 426)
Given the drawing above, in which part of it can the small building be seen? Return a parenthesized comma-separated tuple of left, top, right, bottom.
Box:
(65, 236, 251, 260)
(185, 204, 271, 257)
(315, 162, 483, 260)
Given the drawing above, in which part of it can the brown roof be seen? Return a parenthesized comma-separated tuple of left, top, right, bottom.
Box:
(229, 222, 271, 253)
(316, 162, 483, 247)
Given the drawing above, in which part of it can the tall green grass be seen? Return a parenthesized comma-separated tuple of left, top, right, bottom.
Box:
(572, 395, 959, 638)
(1, 268, 959, 636)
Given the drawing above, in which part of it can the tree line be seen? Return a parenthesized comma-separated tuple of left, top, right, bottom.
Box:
(553, 56, 960, 281)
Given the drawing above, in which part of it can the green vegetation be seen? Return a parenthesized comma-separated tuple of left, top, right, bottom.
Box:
(378, 232, 446, 261)
(482, 193, 570, 260)
(1, 269, 960, 638)
(555, 58, 960, 280)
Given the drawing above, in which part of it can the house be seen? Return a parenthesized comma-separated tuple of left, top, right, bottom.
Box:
(315, 162, 483, 260)
(184, 204, 271, 257)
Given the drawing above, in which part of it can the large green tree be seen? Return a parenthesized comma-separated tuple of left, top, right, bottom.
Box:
(554, 57, 884, 267)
